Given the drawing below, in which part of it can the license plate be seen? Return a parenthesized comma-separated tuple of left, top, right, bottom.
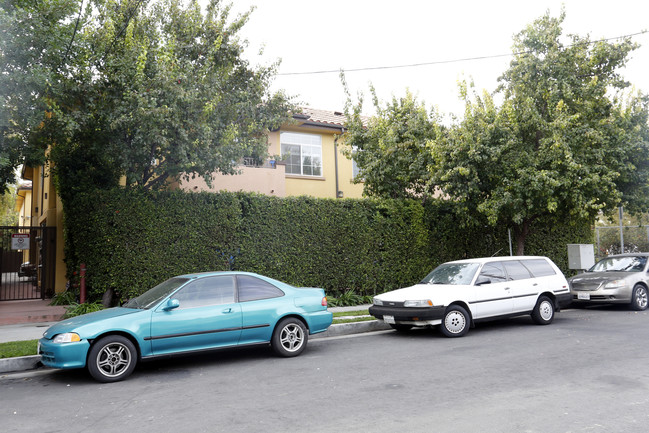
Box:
(383, 315, 395, 324)
(578, 292, 591, 300)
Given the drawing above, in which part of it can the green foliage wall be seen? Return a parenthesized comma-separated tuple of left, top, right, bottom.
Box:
(63, 189, 592, 302)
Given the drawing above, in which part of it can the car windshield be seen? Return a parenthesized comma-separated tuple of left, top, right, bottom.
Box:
(421, 263, 481, 285)
(123, 277, 190, 309)
(589, 256, 648, 273)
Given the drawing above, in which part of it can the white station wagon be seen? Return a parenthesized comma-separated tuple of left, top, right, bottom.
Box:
(369, 256, 571, 337)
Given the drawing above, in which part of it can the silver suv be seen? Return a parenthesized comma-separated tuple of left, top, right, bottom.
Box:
(569, 253, 649, 310)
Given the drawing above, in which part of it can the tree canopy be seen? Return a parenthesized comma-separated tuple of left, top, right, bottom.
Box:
(1, 0, 293, 199)
(342, 86, 442, 199)
(344, 11, 649, 254)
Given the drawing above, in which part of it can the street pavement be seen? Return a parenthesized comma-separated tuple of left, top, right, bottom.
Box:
(3, 307, 649, 433)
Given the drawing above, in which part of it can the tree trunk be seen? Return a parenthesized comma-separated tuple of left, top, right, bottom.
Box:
(513, 220, 532, 256)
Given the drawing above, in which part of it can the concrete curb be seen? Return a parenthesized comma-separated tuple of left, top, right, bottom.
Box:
(313, 319, 391, 338)
(0, 319, 388, 375)
(0, 355, 42, 374)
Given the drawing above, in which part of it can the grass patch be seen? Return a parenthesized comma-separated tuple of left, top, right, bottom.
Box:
(332, 309, 373, 324)
(0, 340, 38, 359)
(332, 309, 369, 318)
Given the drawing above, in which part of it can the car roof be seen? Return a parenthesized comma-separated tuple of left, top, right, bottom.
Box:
(175, 271, 259, 279)
(447, 256, 550, 265)
(604, 253, 649, 258)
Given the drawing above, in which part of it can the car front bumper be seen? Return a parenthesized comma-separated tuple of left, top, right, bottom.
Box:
(39, 338, 90, 369)
(369, 305, 446, 326)
(570, 286, 633, 304)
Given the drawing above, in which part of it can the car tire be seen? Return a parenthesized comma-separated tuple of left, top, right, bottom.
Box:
(630, 284, 649, 311)
(87, 335, 138, 383)
(440, 305, 470, 338)
(389, 324, 413, 332)
(272, 317, 308, 357)
(531, 296, 554, 325)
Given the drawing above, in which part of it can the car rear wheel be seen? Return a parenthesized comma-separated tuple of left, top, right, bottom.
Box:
(440, 305, 469, 338)
(531, 296, 554, 325)
(272, 318, 308, 357)
(87, 335, 137, 383)
(630, 284, 648, 311)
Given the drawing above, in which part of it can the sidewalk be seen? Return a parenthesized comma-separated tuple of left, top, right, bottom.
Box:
(0, 299, 66, 326)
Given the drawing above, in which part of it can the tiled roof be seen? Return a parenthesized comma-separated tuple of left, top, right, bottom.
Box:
(295, 107, 348, 128)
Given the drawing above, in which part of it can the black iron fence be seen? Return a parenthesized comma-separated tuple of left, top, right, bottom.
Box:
(0, 226, 56, 301)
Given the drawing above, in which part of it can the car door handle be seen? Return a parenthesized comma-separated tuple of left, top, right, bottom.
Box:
(222, 308, 232, 314)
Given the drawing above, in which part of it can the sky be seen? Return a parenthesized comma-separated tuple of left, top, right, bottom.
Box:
(225, 0, 649, 120)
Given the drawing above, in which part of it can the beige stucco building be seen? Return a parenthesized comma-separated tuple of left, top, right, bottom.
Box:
(180, 108, 364, 199)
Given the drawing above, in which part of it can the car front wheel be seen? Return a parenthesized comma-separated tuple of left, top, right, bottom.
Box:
(531, 296, 554, 325)
(440, 305, 470, 338)
(87, 335, 137, 383)
(272, 318, 308, 357)
(630, 284, 649, 311)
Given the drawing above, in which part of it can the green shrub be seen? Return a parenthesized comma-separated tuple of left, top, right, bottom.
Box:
(50, 290, 77, 306)
(62, 302, 104, 319)
(62, 188, 592, 303)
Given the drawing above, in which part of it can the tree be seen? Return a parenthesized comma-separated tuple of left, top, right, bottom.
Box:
(1, 0, 294, 201)
(429, 11, 649, 254)
(0, 0, 79, 192)
(342, 85, 442, 199)
(0, 184, 18, 225)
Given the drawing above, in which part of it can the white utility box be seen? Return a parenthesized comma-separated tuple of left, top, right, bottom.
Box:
(567, 244, 595, 270)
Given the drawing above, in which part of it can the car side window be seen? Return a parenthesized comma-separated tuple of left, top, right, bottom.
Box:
(477, 262, 507, 284)
(503, 261, 532, 280)
(237, 275, 284, 302)
(172, 276, 235, 309)
(522, 259, 556, 277)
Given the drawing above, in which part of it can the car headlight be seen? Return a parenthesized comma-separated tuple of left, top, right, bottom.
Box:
(604, 280, 627, 289)
(52, 333, 81, 343)
(404, 299, 433, 307)
(373, 298, 383, 306)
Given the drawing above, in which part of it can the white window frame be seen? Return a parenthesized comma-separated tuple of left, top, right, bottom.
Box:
(280, 132, 323, 177)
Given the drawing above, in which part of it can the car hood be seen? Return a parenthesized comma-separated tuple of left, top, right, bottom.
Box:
(375, 284, 458, 302)
(570, 271, 633, 284)
(43, 307, 143, 339)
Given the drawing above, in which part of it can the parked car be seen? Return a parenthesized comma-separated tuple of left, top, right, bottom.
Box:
(18, 261, 37, 279)
(369, 256, 571, 338)
(569, 253, 649, 310)
(39, 272, 333, 382)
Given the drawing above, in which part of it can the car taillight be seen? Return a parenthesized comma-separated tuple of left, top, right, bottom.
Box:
(322, 297, 328, 307)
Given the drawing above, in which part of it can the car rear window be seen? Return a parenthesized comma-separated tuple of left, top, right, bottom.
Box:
(522, 259, 557, 277)
(237, 275, 285, 302)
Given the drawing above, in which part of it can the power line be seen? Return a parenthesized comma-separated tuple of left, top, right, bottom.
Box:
(277, 30, 648, 76)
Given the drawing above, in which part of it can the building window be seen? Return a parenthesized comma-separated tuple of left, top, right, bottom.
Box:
(280, 132, 322, 176)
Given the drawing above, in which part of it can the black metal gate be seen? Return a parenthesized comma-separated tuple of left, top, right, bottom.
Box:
(0, 226, 56, 301)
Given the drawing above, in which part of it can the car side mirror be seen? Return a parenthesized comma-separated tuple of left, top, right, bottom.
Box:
(475, 276, 491, 286)
(163, 299, 180, 311)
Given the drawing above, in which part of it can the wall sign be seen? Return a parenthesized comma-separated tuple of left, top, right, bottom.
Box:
(11, 233, 30, 250)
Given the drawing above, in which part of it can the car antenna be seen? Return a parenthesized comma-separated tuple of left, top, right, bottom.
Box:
(491, 249, 503, 257)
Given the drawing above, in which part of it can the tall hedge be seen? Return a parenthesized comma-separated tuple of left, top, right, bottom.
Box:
(63, 188, 592, 302)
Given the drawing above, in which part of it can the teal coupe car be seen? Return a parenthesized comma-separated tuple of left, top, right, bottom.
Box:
(39, 272, 333, 382)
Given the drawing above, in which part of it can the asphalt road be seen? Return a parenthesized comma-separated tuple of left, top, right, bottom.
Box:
(3, 306, 649, 433)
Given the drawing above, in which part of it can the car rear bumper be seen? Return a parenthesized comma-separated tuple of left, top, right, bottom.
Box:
(555, 292, 573, 309)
